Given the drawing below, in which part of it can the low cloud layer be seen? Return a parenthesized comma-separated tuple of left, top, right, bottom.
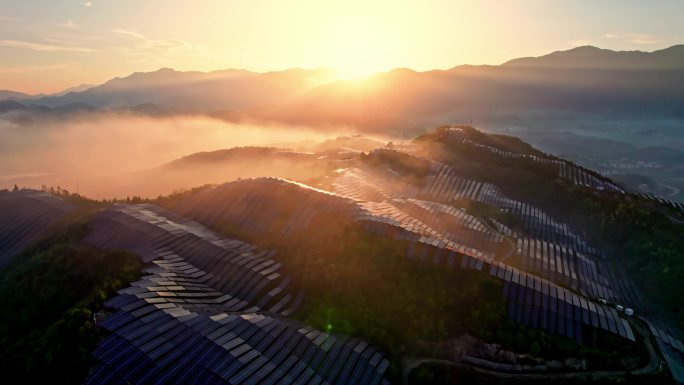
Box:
(0, 112, 340, 196)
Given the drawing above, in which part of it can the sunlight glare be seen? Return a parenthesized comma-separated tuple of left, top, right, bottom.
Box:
(321, 17, 395, 80)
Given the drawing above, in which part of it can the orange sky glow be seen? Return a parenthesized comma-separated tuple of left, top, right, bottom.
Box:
(0, 0, 682, 94)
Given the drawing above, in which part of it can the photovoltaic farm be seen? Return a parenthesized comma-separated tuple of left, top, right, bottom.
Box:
(2, 125, 683, 384)
(82, 203, 390, 385)
(0, 190, 75, 266)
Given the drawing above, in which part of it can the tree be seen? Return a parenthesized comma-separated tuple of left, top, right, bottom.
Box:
(13, 184, 19, 191)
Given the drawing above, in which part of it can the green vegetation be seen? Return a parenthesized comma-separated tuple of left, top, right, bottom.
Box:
(0, 214, 142, 385)
(361, 148, 431, 186)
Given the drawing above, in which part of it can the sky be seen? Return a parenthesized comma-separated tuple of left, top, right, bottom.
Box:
(1, 0, 683, 94)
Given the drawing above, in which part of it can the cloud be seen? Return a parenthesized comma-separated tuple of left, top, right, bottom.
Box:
(603, 32, 662, 45)
(115, 38, 201, 60)
(82, 1, 92, 7)
(61, 20, 77, 29)
(0, 39, 95, 53)
(139, 39, 198, 52)
(0, 63, 78, 75)
(109, 28, 145, 39)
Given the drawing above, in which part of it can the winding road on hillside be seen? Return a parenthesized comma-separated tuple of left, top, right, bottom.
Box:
(402, 320, 662, 384)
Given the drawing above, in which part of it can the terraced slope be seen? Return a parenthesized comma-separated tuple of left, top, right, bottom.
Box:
(3, 126, 682, 384)
(82, 130, 683, 382)
(82, 203, 390, 385)
(413, 127, 684, 382)
(440, 127, 625, 193)
(0, 190, 75, 266)
(440, 126, 684, 215)
(169, 174, 636, 346)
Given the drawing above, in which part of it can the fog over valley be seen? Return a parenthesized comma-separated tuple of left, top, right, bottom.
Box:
(0, 112, 352, 198)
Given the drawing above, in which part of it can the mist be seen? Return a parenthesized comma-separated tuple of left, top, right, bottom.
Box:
(0, 112, 350, 198)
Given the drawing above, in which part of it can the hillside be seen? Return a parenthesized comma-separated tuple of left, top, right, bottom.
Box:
(2, 125, 683, 384)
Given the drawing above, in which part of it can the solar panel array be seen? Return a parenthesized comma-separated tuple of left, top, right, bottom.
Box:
(418, 160, 633, 304)
(442, 127, 625, 193)
(174, 178, 361, 238)
(0, 190, 75, 266)
(328, 159, 637, 344)
(83, 203, 390, 384)
(331, 164, 504, 259)
(647, 320, 684, 383)
(369, 224, 636, 343)
(443, 127, 684, 219)
(634, 192, 684, 215)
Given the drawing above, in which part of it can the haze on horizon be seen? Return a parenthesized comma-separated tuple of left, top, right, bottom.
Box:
(2, 0, 684, 94)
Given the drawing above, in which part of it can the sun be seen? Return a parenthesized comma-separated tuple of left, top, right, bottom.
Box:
(318, 17, 395, 80)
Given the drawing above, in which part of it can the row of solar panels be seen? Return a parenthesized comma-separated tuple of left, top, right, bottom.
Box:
(494, 260, 634, 342)
(356, 219, 636, 343)
(646, 320, 684, 384)
(634, 193, 684, 215)
(515, 237, 615, 302)
(83, 204, 299, 314)
(403, 199, 500, 253)
(420, 162, 486, 203)
(442, 126, 624, 193)
(0, 190, 75, 266)
(333, 176, 388, 203)
(332, 166, 419, 202)
(483, 189, 596, 256)
(557, 162, 624, 193)
(84, 203, 390, 384)
(399, 198, 503, 243)
(331, 164, 505, 258)
(358, 200, 498, 260)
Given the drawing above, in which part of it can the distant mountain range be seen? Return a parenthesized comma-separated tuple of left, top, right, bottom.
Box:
(0, 90, 34, 100)
(1, 45, 681, 130)
(503, 45, 684, 69)
(0, 84, 95, 102)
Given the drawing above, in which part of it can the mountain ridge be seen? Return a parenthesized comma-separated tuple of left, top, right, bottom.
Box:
(503, 44, 684, 69)
(4, 44, 681, 110)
